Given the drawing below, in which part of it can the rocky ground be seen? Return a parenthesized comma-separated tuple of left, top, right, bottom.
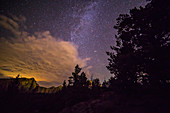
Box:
(59, 91, 170, 113)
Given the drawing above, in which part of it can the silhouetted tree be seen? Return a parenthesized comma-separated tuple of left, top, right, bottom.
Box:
(63, 80, 66, 89)
(92, 78, 100, 89)
(72, 65, 82, 87)
(68, 76, 73, 86)
(79, 72, 88, 87)
(16, 74, 20, 79)
(68, 65, 89, 88)
(15, 74, 20, 87)
(102, 80, 108, 88)
(106, 0, 170, 88)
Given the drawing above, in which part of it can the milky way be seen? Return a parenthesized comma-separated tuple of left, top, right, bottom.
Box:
(69, 0, 147, 80)
(0, 0, 147, 86)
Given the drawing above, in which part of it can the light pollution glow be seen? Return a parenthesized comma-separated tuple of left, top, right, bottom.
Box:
(0, 15, 91, 87)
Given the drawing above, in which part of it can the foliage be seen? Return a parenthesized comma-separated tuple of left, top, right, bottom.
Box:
(67, 65, 89, 88)
(92, 78, 100, 89)
(106, 0, 170, 88)
(102, 80, 108, 88)
(62, 80, 66, 90)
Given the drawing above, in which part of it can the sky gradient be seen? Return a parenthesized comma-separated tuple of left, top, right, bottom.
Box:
(0, 0, 147, 87)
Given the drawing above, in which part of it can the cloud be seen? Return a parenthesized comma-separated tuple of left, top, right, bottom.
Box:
(0, 15, 90, 87)
(0, 15, 27, 39)
(0, 72, 8, 78)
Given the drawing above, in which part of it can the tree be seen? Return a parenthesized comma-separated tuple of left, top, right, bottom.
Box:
(79, 72, 88, 87)
(72, 64, 81, 87)
(63, 80, 66, 89)
(15, 74, 20, 86)
(68, 65, 89, 88)
(108, 76, 120, 89)
(106, 0, 170, 88)
(68, 76, 73, 86)
(16, 74, 20, 79)
(92, 78, 100, 89)
(102, 80, 108, 88)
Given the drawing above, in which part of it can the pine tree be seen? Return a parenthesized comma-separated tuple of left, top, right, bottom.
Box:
(72, 65, 81, 87)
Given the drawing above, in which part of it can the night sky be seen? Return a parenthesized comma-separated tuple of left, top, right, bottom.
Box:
(0, 0, 147, 87)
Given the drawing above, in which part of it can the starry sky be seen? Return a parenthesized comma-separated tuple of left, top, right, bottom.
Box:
(0, 0, 147, 87)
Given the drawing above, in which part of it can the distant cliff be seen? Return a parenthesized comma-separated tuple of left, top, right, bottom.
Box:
(0, 77, 62, 93)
